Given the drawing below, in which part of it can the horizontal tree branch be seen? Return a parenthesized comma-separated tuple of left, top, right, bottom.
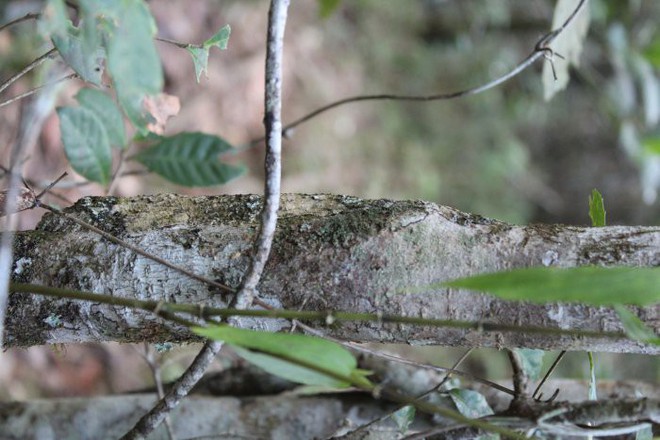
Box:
(6, 194, 659, 353)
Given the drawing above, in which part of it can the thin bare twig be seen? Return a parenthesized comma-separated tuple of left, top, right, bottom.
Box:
(0, 71, 62, 347)
(294, 321, 515, 396)
(120, 1, 290, 438)
(0, 12, 40, 34)
(119, 340, 222, 440)
(36, 202, 234, 294)
(141, 344, 175, 440)
(343, 348, 475, 437)
(533, 350, 566, 401)
(0, 73, 78, 109)
(232, 0, 290, 309)
(0, 48, 57, 96)
(244, 0, 588, 148)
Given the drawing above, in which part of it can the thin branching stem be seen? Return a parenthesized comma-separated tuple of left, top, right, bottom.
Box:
(0, 48, 57, 96)
(0, 12, 40, 34)
(121, 1, 291, 438)
(36, 202, 234, 294)
(0, 73, 78, 109)
(232, 0, 290, 309)
(244, 0, 588, 148)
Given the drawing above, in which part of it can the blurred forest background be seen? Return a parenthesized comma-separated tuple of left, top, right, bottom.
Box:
(0, 0, 658, 400)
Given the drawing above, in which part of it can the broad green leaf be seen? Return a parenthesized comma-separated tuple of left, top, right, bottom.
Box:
(232, 346, 349, 388)
(187, 25, 231, 82)
(543, 0, 590, 101)
(513, 348, 545, 381)
(52, 25, 105, 85)
(448, 389, 494, 419)
(193, 326, 371, 388)
(57, 106, 111, 184)
(588, 189, 606, 227)
(318, 0, 342, 18)
(391, 405, 416, 434)
(76, 88, 126, 148)
(614, 305, 660, 345)
(106, 1, 163, 130)
(39, 0, 105, 85)
(134, 132, 246, 186)
(444, 267, 660, 306)
(38, 0, 69, 38)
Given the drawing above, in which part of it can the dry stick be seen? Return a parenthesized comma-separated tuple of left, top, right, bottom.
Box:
(244, 0, 588, 149)
(0, 12, 40, 34)
(0, 47, 57, 96)
(294, 321, 516, 396)
(0, 73, 78, 109)
(507, 349, 531, 400)
(141, 344, 176, 440)
(0, 75, 61, 347)
(343, 348, 475, 438)
(232, 0, 290, 310)
(120, 1, 291, 438)
(36, 202, 234, 294)
(532, 351, 566, 401)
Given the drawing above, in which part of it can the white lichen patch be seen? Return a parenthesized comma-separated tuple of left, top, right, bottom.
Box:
(13, 257, 32, 275)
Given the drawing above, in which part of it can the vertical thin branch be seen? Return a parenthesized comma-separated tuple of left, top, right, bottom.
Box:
(120, 341, 221, 440)
(233, 0, 290, 310)
(120, 1, 291, 438)
(0, 63, 65, 349)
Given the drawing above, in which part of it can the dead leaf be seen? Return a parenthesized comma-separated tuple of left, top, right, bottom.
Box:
(543, 0, 591, 101)
(143, 93, 181, 134)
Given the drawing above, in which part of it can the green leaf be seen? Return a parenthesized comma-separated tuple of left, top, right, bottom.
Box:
(52, 26, 105, 85)
(588, 189, 606, 227)
(614, 305, 660, 345)
(391, 405, 416, 434)
(642, 37, 660, 68)
(317, 0, 342, 18)
(513, 348, 545, 381)
(105, 1, 163, 130)
(642, 136, 660, 155)
(203, 24, 231, 49)
(187, 25, 231, 82)
(232, 346, 348, 388)
(75, 88, 126, 148)
(587, 352, 597, 400)
(193, 326, 371, 388)
(134, 132, 246, 186)
(187, 46, 210, 83)
(39, 0, 105, 85)
(443, 267, 660, 306)
(57, 106, 112, 184)
(38, 0, 69, 38)
(448, 389, 494, 419)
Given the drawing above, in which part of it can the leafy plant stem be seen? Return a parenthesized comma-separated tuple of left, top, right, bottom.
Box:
(10, 282, 630, 342)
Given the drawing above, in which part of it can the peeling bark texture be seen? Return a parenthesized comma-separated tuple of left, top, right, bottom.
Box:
(6, 194, 660, 352)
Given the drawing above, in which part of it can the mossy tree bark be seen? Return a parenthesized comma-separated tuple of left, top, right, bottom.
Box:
(6, 194, 659, 353)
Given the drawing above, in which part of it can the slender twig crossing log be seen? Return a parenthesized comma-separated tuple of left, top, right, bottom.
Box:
(7, 194, 659, 353)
